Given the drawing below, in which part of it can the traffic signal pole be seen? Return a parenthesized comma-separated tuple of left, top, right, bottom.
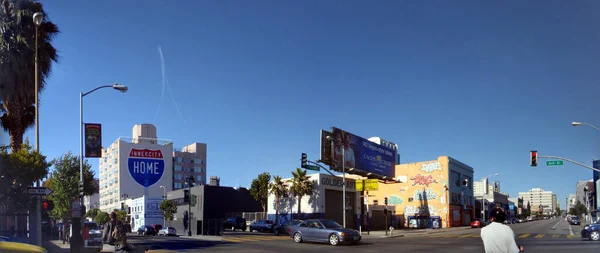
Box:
(535, 154, 600, 173)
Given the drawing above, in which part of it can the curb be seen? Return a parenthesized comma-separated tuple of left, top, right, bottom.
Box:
(379, 234, 405, 238)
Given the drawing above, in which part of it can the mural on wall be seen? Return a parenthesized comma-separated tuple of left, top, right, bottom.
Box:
(411, 174, 438, 186)
(420, 162, 442, 173)
(388, 195, 403, 205)
(404, 205, 444, 216)
(412, 189, 439, 201)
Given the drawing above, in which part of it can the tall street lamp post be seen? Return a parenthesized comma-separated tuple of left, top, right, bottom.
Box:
(572, 122, 600, 132)
(481, 173, 499, 222)
(160, 185, 166, 227)
(32, 11, 43, 247)
(185, 176, 195, 236)
(73, 84, 127, 251)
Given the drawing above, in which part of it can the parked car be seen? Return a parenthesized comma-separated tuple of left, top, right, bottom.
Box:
(273, 220, 303, 236)
(581, 220, 600, 241)
(224, 217, 247, 231)
(137, 225, 157, 236)
(570, 217, 581, 225)
(289, 219, 361, 246)
(470, 219, 485, 228)
(249, 220, 275, 233)
(158, 227, 177, 236)
(83, 222, 103, 246)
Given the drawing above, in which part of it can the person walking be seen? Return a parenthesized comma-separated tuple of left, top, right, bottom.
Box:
(481, 207, 524, 253)
(102, 211, 130, 252)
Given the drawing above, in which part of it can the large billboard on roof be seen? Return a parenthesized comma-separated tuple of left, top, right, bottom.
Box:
(329, 127, 396, 178)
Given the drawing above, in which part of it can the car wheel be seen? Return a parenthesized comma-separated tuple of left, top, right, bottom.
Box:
(293, 232, 302, 243)
(590, 231, 600, 241)
(329, 234, 340, 246)
(274, 229, 279, 236)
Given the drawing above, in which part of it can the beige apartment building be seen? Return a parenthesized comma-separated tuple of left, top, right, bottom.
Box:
(173, 143, 207, 189)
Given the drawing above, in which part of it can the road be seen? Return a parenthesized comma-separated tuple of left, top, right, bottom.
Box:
(131, 218, 598, 252)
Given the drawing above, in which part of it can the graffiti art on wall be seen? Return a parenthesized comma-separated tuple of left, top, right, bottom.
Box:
(412, 188, 439, 201)
(404, 205, 440, 216)
(388, 195, 403, 205)
(420, 162, 442, 173)
(411, 174, 438, 186)
(398, 186, 409, 193)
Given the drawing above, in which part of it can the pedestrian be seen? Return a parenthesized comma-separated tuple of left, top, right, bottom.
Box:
(481, 207, 524, 253)
(102, 211, 131, 252)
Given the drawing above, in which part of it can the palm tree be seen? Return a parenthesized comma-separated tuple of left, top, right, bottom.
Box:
(0, 0, 59, 152)
(291, 168, 313, 219)
(269, 175, 288, 225)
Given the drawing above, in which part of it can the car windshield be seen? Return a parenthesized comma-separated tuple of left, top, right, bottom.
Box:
(320, 220, 342, 229)
(84, 223, 99, 230)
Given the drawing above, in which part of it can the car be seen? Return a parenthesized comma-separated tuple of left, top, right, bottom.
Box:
(158, 227, 177, 236)
(570, 217, 581, 225)
(137, 225, 157, 236)
(289, 219, 361, 246)
(224, 217, 247, 231)
(273, 220, 303, 236)
(83, 222, 103, 246)
(470, 219, 485, 228)
(581, 220, 600, 241)
(249, 220, 275, 233)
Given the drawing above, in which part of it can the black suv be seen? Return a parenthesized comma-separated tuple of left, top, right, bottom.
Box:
(570, 217, 581, 225)
(224, 217, 247, 231)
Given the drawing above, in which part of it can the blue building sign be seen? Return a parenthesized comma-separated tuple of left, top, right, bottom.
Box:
(128, 148, 165, 187)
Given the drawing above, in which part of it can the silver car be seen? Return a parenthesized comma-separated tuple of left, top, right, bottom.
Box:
(289, 219, 361, 246)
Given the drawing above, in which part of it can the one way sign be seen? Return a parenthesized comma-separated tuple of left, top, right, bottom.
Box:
(27, 187, 53, 196)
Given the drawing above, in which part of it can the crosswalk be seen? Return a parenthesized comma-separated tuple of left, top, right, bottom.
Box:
(223, 235, 291, 243)
(429, 233, 578, 240)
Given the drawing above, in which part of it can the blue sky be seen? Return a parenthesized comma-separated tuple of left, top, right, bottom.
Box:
(4, 0, 599, 206)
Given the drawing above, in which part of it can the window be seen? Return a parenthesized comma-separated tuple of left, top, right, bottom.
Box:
(174, 174, 182, 180)
(451, 171, 461, 187)
(196, 175, 202, 181)
(174, 165, 182, 171)
(176, 157, 183, 163)
(194, 166, 203, 173)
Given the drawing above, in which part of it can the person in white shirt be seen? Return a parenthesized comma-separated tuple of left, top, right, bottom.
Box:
(481, 207, 524, 253)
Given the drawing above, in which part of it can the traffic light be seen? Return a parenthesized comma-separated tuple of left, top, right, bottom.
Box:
(183, 189, 190, 203)
(79, 181, 84, 196)
(301, 153, 308, 168)
(530, 150, 538, 167)
(384, 197, 388, 206)
(42, 200, 54, 211)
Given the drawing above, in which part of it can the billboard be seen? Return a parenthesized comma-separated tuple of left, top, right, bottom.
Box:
(594, 160, 600, 209)
(128, 148, 166, 187)
(509, 203, 515, 211)
(84, 123, 102, 158)
(330, 127, 396, 178)
(494, 181, 500, 193)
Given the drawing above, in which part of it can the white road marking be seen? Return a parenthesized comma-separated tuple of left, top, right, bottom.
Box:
(551, 220, 561, 230)
(568, 225, 574, 236)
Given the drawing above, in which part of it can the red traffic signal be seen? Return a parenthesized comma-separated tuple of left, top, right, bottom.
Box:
(530, 151, 538, 167)
(42, 200, 54, 211)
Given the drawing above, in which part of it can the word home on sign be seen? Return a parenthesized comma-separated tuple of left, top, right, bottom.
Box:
(131, 160, 161, 174)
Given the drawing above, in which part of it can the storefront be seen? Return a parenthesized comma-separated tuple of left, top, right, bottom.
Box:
(367, 156, 475, 229)
(267, 173, 360, 229)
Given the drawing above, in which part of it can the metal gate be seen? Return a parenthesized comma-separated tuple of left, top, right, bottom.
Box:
(0, 204, 30, 243)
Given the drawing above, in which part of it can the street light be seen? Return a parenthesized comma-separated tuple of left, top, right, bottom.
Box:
(32, 11, 44, 247)
(160, 185, 166, 227)
(75, 83, 128, 250)
(572, 122, 600, 131)
(326, 135, 347, 228)
(185, 176, 195, 236)
(481, 173, 499, 222)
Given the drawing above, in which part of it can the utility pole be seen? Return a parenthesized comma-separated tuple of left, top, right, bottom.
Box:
(186, 175, 195, 236)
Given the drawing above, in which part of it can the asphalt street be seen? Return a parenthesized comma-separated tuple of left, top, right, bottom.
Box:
(128, 218, 598, 253)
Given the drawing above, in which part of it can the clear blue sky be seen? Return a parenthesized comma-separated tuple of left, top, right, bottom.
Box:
(6, 0, 600, 207)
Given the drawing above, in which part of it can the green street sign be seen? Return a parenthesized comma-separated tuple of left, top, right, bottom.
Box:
(546, 161, 563, 166)
(305, 165, 320, 171)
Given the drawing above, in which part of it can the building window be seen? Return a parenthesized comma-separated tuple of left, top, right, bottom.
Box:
(176, 157, 183, 163)
(174, 174, 182, 180)
(196, 175, 202, 181)
(451, 171, 461, 187)
(174, 165, 182, 171)
(194, 166, 203, 173)
(193, 159, 203, 164)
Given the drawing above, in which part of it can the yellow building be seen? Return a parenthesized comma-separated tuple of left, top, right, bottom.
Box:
(366, 156, 474, 229)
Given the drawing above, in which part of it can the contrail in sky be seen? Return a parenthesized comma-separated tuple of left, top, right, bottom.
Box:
(154, 46, 186, 125)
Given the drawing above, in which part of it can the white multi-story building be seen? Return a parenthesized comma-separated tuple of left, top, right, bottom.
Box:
(98, 124, 174, 212)
(84, 179, 100, 212)
(173, 143, 207, 190)
(567, 194, 577, 209)
(518, 188, 556, 215)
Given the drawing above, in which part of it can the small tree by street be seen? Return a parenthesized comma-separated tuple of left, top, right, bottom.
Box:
(269, 175, 288, 224)
(85, 208, 101, 220)
(95, 212, 109, 225)
(249, 172, 271, 213)
(291, 168, 313, 218)
(568, 201, 587, 218)
(160, 200, 178, 226)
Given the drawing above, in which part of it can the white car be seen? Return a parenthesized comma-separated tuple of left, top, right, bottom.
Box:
(158, 227, 177, 236)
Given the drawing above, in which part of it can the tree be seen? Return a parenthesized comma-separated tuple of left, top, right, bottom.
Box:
(85, 208, 100, 219)
(112, 209, 127, 222)
(0, 138, 50, 211)
(94, 212, 109, 225)
(47, 152, 97, 221)
(555, 207, 562, 216)
(568, 201, 587, 217)
(0, 0, 60, 152)
(160, 200, 177, 224)
(269, 175, 288, 224)
(291, 168, 313, 217)
(249, 172, 271, 213)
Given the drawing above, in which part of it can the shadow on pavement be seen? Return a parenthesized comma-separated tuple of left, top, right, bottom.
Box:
(137, 241, 222, 251)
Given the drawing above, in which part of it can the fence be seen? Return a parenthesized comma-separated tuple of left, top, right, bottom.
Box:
(225, 212, 268, 223)
(0, 205, 30, 244)
(201, 219, 224, 236)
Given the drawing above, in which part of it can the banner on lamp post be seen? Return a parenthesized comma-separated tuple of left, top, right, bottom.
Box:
(84, 123, 102, 158)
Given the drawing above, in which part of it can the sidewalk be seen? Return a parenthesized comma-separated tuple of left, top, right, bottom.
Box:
(176, 233, 223, 242)
(361, 226, 470, 238)
(43, 240, 109, 253)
